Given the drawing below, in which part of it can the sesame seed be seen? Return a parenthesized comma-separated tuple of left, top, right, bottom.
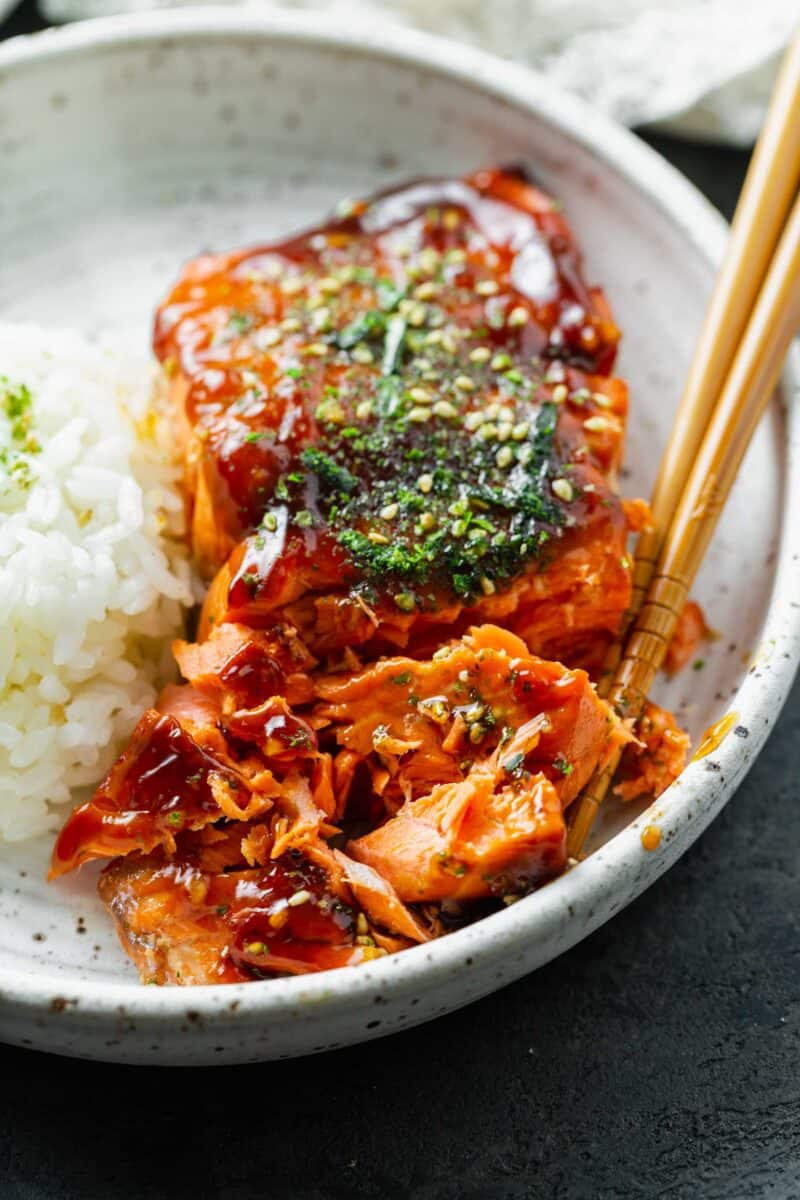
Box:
(355, 400, 373, 420)
(380, 503, 399, 520)
(420, 697, 450, 723)
(591, 391, 614, 408)
(394, 592, 416, 612)
(316, 398, 345, 424)
(517, 444, 533, 465)
(448, 499, 469, 516)
(475, 280, 499, 296)
(551, 384, 568, 403)
(367, 531, 390, 544)
(451, 518, 468, 538)
(496, 445, 514, 468)
(433, 400, 458, 419)
(425, 329, 444, 346)
(454, 374, 476, 392)
(507, 306, 529, 327)
(496, 423, 513, 443)
(287, 889, 312, 907)
(463, 411, 485, 432)
(257, 328, 282, 348)
(478, 422, 498, 441)
(311, 306, 331, 331)
(280, 316, 302, 332)
(409, 386, 433, 404)
(306, 292, 327, 311)
(418, 247, 441, 274)
(356, 913, 369, 935)
(441, 332, 458, 354)
(446, 247, 467, 264)
(552, 478, 574, 502)
(413, 281, 439, 301)
(412, 358, 432, 372)
(351, 343, 374, 364)
(417, 473, 434, 493)
(469, 723, 487, 744)
(464, 703, 485, 724)
(491, 352, 511, 371)
(408, 406, 432, 423)
(583, 415, 615, 432)
(282, 277, 305, 295)
(485, 403, 500, 420)
(443, 208, 461, 231)
(480, 575, 496, 596)
(317, 276, 342, 294)
(419, 511, 437, 531)
(263, 513, 278, 532)
(303, 342, 329, 356)
(408, 303, 428, 327)
(469, 346, 491, 364)
(512, 421, 530, 441)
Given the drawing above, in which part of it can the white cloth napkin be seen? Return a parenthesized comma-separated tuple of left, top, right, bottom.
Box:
(38, 0, 798, 145)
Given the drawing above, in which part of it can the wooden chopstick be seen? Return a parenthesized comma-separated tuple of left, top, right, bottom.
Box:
(567, 188, 800, 858)
(596, 30, 800, 700)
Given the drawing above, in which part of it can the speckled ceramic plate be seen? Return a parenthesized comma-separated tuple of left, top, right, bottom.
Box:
(0, 10, 798, 1066)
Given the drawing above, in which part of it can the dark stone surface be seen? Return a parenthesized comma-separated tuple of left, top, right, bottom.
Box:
(2, 7, 799, 1197)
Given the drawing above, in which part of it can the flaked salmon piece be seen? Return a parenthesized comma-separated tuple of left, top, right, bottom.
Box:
(173, 621, 317, 710)
(313, 625, 629, 819)
(348, 719, 568, 902)
(49, 695, 327, 878)
(613, 701, 691, 803)
(332, 850, 432, 944)
(664, 601, 711, 675)
(49, 710, 279, 878)
(324, 626, 632, 902)
(98, 847, 372, 985)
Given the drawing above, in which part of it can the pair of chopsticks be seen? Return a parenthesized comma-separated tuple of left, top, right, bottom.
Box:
(567, 30, 800, 858)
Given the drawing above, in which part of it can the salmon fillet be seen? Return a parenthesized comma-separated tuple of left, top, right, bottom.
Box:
(50, 169, 689, 985)
(155, 168, 634, 663)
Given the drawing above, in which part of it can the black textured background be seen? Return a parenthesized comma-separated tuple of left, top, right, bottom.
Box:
(2, 6, 799, 1196)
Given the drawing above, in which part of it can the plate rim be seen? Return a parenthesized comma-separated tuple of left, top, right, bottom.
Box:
(0, 6, 798, 1033)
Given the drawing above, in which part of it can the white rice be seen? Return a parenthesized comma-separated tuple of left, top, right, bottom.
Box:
(0, 323, 194, 841)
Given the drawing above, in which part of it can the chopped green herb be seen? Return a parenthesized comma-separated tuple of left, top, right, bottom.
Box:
(502, 752, 526, 778)
(228, 310, 253, 335)
(301, 447, 357, 494)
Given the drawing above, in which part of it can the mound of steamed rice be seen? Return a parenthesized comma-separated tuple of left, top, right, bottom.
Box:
(0, 323, 194, 841)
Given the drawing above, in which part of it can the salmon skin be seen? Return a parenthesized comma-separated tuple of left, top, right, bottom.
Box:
(50, 169, 689, 985)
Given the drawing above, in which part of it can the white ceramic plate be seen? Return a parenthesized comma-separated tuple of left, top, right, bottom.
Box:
(0, 10, 797, 1066)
